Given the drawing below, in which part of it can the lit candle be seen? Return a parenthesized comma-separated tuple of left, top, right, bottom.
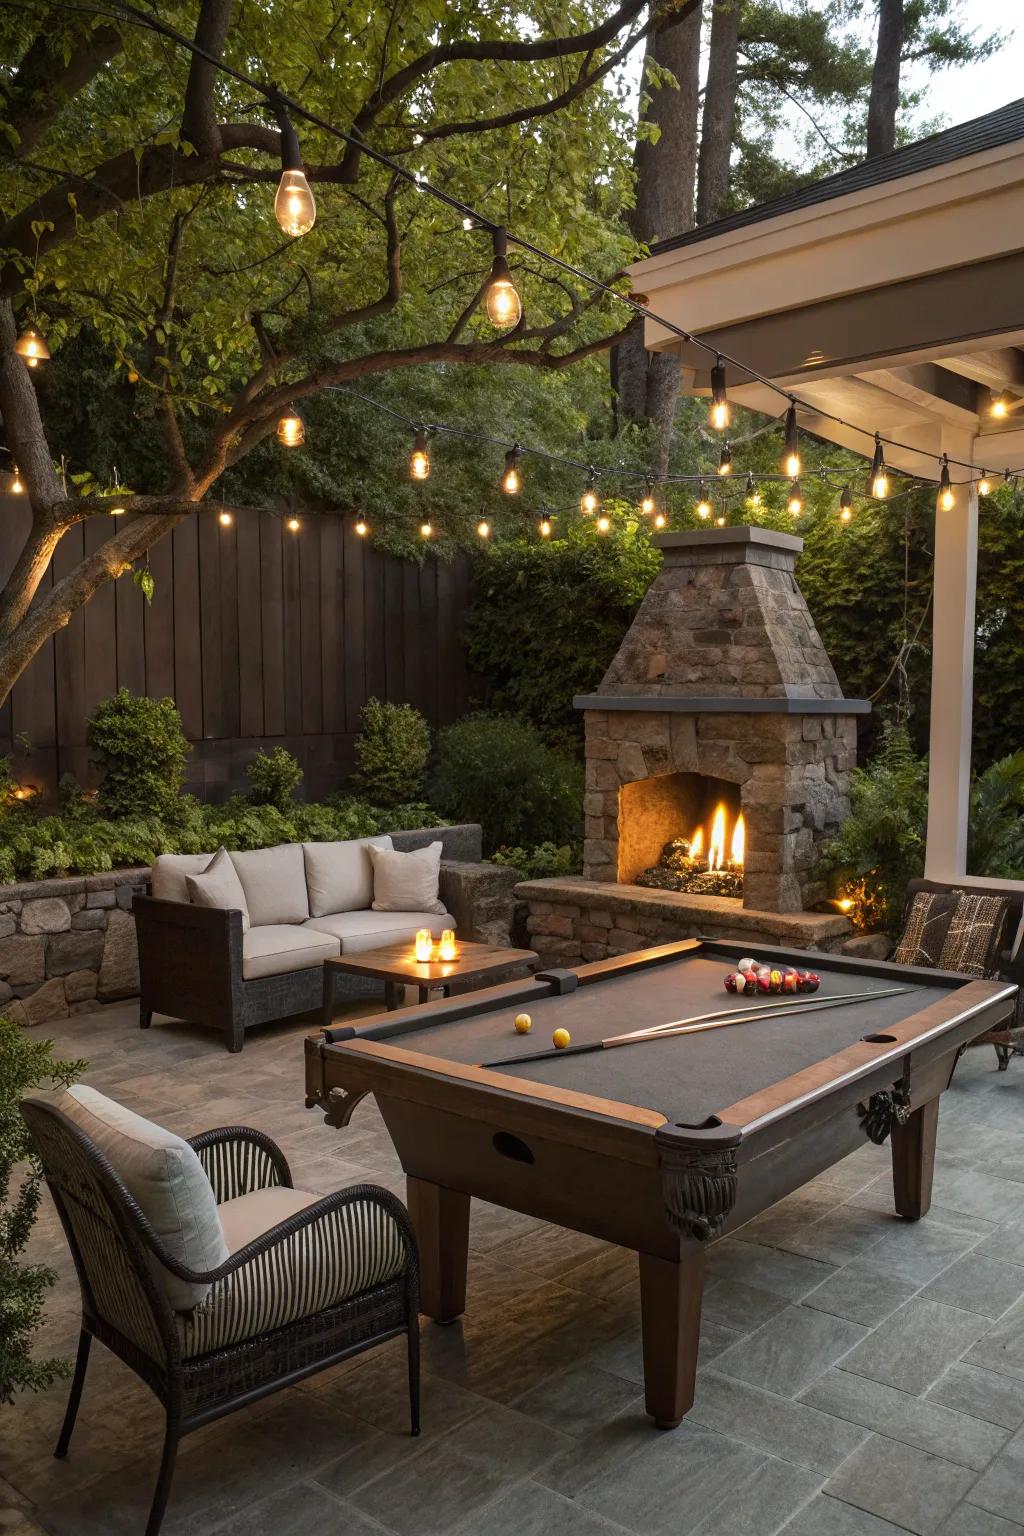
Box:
(439, 929, 457, 962)
(414, 929, 432, 963)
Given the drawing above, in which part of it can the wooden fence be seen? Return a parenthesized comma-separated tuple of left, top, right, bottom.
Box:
(0, 495, 476, 801)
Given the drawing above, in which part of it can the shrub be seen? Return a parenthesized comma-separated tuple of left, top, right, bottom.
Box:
(87, 689, 190, 820)
(429, 713, 583, 853)
(490, 842, 581, 881)
(246, 746, 303, 811)
(353, 698, 431, 807)
(1, 1019, 86, 1403)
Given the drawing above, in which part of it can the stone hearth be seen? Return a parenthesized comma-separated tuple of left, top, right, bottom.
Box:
(575, 527, 869, 914)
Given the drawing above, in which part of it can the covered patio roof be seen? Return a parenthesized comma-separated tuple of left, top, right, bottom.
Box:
(629, 99, 1024, 886)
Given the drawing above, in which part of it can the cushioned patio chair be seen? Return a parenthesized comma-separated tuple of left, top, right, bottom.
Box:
(22, 1090, 420, 1536)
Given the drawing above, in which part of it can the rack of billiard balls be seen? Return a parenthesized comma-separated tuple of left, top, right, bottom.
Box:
(724, 957, 820, 996)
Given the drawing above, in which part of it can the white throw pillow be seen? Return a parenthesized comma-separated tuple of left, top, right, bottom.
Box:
(185, 847, 251, 931)
(59, 1085, 228, 1311)
(230, 844, 309, 926)
(303, 836, 393, 917)
(369, 841, 446, 915)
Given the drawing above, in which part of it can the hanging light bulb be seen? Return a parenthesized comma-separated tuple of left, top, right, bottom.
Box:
(870, 434, 888, 498)
(745, 471, 760, 508)
(501, 446, 521, 495)
(787, 478, 803, 516)
(354, 514, 368, 536)
(783, 403, 801, 477)
(286, 515, 301, 533)
(477, 519, 490, 539)
(108, 465, 125, 515)
(15, 325, 50, 368)
(991, 391, 1009, 419)
(640, 481, 656, 516)
(276, 404, 305, 447)
(696, 481, 711, 519)
(483, 227, 522, 329)
(580, 472, 599, 516)
(420, 519, 432, 539)
(539, 514, 552, 539)
(709, 356, 730, 432)
(10, 465, 23, 494)
(409, 430, 431, 481)
(939, 455, 955, 511)
(839, 485, 853, 523)
(461, 216, 475, 232)
(978, 472, 992, 497)
(653, 510, 666, 529)
(715, 514, 727, 527)
(717, 442, 733, 477)
(272, 106, 316, 237)
(596, 513, 611, 534)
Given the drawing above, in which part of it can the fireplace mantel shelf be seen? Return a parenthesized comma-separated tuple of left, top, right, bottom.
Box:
(574, 694, 872, 715)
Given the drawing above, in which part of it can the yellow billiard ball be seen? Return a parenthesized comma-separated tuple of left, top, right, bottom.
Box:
(514, 1013, 532, 1035)
(552, 1028, 571, 1050)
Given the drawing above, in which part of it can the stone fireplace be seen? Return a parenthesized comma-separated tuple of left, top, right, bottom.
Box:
(576, 527, 868, 915)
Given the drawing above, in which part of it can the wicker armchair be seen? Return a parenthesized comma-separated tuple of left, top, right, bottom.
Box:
(22, 1100, 420, 1536)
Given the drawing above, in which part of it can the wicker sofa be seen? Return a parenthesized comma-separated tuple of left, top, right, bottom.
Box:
(135, 830, 469, 1053)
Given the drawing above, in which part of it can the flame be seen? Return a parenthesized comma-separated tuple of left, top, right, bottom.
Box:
(708, 803, 727, 872)
(689, 826, 704, 859)
(731, 812, 745, 867)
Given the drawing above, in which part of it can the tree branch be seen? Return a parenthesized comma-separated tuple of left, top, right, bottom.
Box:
(181, 0, 235, 157)
(3, 19, 123, 162)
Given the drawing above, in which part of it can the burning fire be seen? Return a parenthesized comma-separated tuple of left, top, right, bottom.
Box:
(698, 803, 744, 872)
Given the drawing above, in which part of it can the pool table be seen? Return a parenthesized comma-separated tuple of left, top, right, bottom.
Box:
(304, 938, 1017, 1428)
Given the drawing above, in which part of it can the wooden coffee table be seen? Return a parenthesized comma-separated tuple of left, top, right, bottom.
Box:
(321, 940, 539, 1026)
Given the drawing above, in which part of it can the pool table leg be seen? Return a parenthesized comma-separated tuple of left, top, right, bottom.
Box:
(407, 1177, 470, 1323)
(891, 1096, 940, 1220)
(639, 1249, 704, 1430)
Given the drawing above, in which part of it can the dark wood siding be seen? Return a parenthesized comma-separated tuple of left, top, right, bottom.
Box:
(0, 498, 475, 802)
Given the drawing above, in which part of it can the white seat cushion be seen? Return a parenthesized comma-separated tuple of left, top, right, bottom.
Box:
(151, 852, 215, 904)
(218, 1186, 320, 1254)
(59, 1085, 228, 1311)
(303, 836, 393, 918)
(369, 841, 445, 915)
(230, 844, 310, 927)
(304, 910, 453, 954)
(242, 924, 340, 980)
(185, 847, 251, 931)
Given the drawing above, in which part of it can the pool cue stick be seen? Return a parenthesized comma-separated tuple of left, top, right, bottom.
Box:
(481, 986, 910, 1068)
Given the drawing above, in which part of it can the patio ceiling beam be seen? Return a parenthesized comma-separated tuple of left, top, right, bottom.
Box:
(935, 347, 1024, 391)
(858, 365, 979, 431)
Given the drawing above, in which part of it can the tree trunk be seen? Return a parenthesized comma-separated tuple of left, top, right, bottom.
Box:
(695, 0, 740, 225)
(866, 0, 905, 159)
(615, 0, 702, 469)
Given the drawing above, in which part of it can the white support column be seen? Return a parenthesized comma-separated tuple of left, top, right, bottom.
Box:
(924, 430, 977, 880)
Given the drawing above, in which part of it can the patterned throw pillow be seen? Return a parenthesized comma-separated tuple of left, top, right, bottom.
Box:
(937, 892, 1008, 978)
(891, 891, 959, 968)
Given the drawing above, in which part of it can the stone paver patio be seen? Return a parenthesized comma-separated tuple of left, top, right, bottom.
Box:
(7, 999, 1024, 1536)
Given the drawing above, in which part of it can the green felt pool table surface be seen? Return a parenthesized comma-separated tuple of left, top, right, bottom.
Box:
(376, 952, 952, 1124)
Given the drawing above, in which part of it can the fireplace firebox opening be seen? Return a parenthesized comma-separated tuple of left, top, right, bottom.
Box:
(617, 773, 744, 895)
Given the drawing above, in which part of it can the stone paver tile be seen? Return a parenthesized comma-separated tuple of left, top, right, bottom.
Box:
(705, 1239, 837, 1301)
(824, 1434, 978, 1535)
(701, 1279, 790, 1335)
(842, 1300, 991, 1395)
(689, 1371, 868, 1475)
(937, 1503, 1024, 1534)
(476, 1479, 635, 1535)
(929, 1165, 1024, 1225)
(803, 1264, 919, 1328)
(927, 1365, 1024, 1431)
(782, 1493, 909, 1534)
(537, 1403, 659, 1498)
(965, 1297, 1024, 1383)
(782, 1206, 892, 1267)
(689, 1456, 821, 1535)
(802, 1368, 1008, 1469)
(208, 1480, 385, 1536)
(965, 1424, 1024, 1524)
(576, 1422, 765, 1536)
(921, 1254, 1024, 1320)
(979, 1222, 1024, 1268)
(712, 1306, 867, 1397)
(739, 1191, 839, 1247)
(513, 1365, 644, 1437)
(865, 1219, 990, 1287)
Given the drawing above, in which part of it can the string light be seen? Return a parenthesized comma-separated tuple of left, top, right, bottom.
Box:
(272, 104, 316, 236)
(286, 514, 301, 532)
(276, 404, 305, 447)
(420, 519, 433, 539)
(476, 519, 490, 539)
(596, 513, 611, 533)
(783, 403, 801, 477)
(939, 456, 955, 511)
(461, 216, 474, 232)
(717, 442, 733, 477)
(354, 514, 368, 536)
(709, 357, 730, 432)
(715, 513, 727, 527)
(108, 465, 125, 515)
(539, 515, 552, 538)
(787, 478, 803, 516)
(501, 446, 521, 494)
(745, 472, 760, 508)
(696, 482, 711, 519)
(409, 430, 431, 480)
(991, 392, 1009, 419)
(15, 326, 49, 368)
(581, 472, 599, 516)
(10, 465, 23, 494)
(653, 510, 666, 529)
(839, 485, 853, 522)
(483, 227, 522, 329)
(978, 472, 992, 497)
(870, 434, 888, 498)
(640, 481, 655, 516)
(218, 508, 233, 527)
